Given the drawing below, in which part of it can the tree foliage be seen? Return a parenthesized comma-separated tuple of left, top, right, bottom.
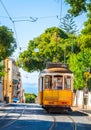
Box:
(0, 62, 5, 79)
(65, 0, 89, 16)
(18, 27, 74, 72)
(59, 13, 78, 34)
(77, 9, 91, 50)
(25, 93, 37, 103)
(81, 6, 91, 35)
(0, 26, 17, 61)
(18, 18, 91, 91)
(68, 48, 91, 90)
(67, 8, 91, 90)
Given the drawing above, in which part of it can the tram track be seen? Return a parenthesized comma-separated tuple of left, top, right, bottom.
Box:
(0, 104, 91, 130)
(0, 109, 14, 120)
(48, 112, 77, 130)
(0, 105, 26, 130)
(49, 115, 56, 130)
(67, 115, 77, 130)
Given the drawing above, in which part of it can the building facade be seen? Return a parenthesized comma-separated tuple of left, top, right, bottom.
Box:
(3, 58, 23, 103)
(0, 61, 3, 102)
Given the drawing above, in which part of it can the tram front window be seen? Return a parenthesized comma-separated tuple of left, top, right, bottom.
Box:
(53, 76, 63, 90)
(45, 76, 52, 89)
(64, 76, 71, 89)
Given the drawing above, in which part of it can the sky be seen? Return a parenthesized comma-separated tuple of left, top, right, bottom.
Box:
(0, 0, 87, 84)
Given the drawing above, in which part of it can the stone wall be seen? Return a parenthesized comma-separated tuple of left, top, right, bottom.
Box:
(73, 90, 91, 108)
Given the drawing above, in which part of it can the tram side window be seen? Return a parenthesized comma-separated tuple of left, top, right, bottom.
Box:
(45, 76, 52, 89)
(39, 77, 43, 91)
(64, 76, 71, 89)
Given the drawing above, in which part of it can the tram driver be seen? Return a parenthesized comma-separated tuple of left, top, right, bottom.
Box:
(56, 78, 62, 89)
(53, 77, 63, 89)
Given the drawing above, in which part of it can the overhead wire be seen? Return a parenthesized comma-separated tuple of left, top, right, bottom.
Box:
(14, 17, 38, 23)
(0, 0, 13, 23)
(0, 0, 59, 53)
(0, 0, 20, 51)
(0, 0, 38, 58)
(55, 0, 63, 26)
(59, 0, 63, 21)
(0, 15, 58, 20)
(0, 0, 62, 57)
(9, 15, 58, 23)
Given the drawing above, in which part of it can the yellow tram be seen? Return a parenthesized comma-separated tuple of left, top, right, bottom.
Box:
(38, 62, 73, 112)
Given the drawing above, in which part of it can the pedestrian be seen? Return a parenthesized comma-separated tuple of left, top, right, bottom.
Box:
(83, 86, 88, 95)
(83, 86, 88, 108)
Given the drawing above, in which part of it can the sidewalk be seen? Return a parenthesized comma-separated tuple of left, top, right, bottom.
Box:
(71, 106, 91, 116)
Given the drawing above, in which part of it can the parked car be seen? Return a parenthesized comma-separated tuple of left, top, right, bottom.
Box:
(12, 97, 20, 103)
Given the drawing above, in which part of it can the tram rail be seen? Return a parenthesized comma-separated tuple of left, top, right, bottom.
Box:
(0, 105, 26, 130)
(48, 112, 77, 130)
(0, 109, 14, 120)
(68, 116, 77, 130)
(49, 115, 56, 130)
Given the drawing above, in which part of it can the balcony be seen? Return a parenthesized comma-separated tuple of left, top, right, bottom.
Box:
(17, 72, 21, 77)
(12, 79, 19, 84)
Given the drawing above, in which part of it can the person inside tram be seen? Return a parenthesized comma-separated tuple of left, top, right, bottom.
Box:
(56, 78, 62, 90)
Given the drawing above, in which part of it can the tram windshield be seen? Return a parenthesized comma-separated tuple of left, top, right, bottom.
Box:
(45, 75, 52, 89)
(64, 76, 71, 89)
(44, 75, 71, 90)
(45, 75, 63, 90)
(53, 76, 63, 90)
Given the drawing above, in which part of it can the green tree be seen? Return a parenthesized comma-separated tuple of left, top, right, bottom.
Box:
(17, 27, 70, 72)
(63, 1, 91, 90)
(65, 0, 89, 16)
(25, 93, 37, 103)
(81, 9, 91, 35)
(60, 14, 78, 34)
(76, 8, 91, 50)
(0, 26, 17, 61)
(0, 62, 5, 79)
(68, 48, 91, 90)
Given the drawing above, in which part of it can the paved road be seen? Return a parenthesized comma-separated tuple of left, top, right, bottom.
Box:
(0, 103, 91, 130)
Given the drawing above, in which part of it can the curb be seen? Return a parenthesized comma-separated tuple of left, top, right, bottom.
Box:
(71, 106, 91, 117)
(78, 109, 91, 117)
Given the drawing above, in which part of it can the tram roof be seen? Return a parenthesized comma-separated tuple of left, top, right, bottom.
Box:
(46, 62, 68, 69)
(39, 62, 73, 76)
(40, 67, 72, 74)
